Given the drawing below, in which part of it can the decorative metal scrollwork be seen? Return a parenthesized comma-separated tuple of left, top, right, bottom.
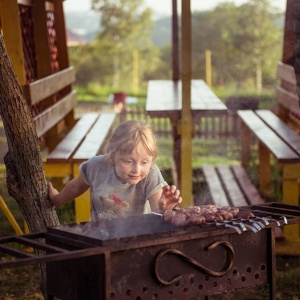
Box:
(154, 240, 235, 285)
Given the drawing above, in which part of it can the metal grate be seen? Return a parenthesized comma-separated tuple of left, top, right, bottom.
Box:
(0, 203, 299, 299)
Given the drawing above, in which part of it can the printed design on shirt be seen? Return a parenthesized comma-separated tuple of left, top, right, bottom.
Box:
(97, 193, 129, 219)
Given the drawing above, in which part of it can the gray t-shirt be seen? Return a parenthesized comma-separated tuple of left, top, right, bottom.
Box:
(79, 155, 168, 221)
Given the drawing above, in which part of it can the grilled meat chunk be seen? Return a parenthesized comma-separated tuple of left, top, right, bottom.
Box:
(162, 204, 251, 226)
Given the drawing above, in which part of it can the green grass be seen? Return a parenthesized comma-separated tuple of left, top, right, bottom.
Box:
(74, 83, 148, 107)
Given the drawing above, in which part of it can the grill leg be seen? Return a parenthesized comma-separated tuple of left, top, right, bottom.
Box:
(268, 228, 277, 300)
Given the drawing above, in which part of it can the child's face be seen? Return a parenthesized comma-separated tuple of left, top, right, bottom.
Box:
(114, 144, 153, 185)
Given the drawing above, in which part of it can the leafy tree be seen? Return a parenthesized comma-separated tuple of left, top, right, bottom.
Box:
(78, 0, 160, 91)
(72, 0, 284, 93)
(192, 0, 283, 90)
(192, 3, 241, 84)
(144, 43, 173, 81)
(231, 0, 282, 91)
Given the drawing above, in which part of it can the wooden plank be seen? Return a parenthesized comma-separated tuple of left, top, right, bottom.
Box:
(217, 165, 248, 207)
(231, 165, 264, 205)
(277, 62, 296, 84)
(32, 0, 52, 80)
(237, 110, 299, 163)
(202, 165, 228, 207)
(240, 122, 252, 168)
(27, 67, 75, 105)
(46, 113, 99, 163)
(53, 0, 69, 70)
(191, 80, 227, 112)
(258, 142, 272, 196)
(256, 110, 300, 156)
(73, 112, 117, 163)
(146, 80, 181, 118)
(73, 164, 91, 222)
(146, 80, 226, 117)
(276, 86, 300, 114)
(43, 163, 73, 177)
(33, 90, 77, 137)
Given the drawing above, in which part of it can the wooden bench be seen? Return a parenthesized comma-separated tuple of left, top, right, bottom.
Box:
(202, 164, 286, 240)
(27, 68, 118, 224)
(202, 164, 264, 208)
(238, 60, 300, 202)
(238, 108, 300, 254)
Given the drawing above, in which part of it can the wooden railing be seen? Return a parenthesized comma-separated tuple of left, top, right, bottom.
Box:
(120, 106, 239, 138)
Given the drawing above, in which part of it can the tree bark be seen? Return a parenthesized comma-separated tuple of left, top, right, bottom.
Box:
(0, 30, 59, 296)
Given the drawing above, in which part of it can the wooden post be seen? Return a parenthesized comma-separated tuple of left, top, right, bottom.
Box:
(32, 1, 52, 79)
(240, 122, 251, 168)
(73, 162, 91, 223)
(171, 0, 181, 186)
(132, 49, 139, 94)
(258, 142, 271, 196)
(282, 164, 300, 242)
(282, 0, 295, 64)
(33, 1, 65, 151)
(0, 0, 26, 86)
(205, 50, 212, 88)
(172, 0, 180, 81)
(293, 0, 300, 103)
(53, 0, 76, 130)
(53, 0, 70, 70)
(180, 0, 193, 206)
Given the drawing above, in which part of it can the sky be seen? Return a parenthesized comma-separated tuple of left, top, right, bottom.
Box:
(63, 0, 287, 14)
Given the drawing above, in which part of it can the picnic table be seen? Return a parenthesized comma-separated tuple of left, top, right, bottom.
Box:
(146, 79, 227, 204)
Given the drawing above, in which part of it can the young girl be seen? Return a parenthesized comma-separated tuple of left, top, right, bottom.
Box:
(48, 120, 182, 221)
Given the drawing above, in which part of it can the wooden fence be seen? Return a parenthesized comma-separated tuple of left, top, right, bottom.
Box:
(120, 106, 240, 139)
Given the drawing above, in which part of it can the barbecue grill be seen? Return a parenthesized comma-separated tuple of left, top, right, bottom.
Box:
(0, 202, 300, 300)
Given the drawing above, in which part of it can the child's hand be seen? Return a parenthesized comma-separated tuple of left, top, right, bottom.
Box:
(48, 182, 59, 204)
(158, 185, 182, 211)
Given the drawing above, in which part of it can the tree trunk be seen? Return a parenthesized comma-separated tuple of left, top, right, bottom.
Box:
(0, 30, 59, 295)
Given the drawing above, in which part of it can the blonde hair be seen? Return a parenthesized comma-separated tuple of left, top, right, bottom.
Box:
(105, 120, 158, 163)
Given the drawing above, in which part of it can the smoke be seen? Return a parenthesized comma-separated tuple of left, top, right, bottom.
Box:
(52, 214, 176, 244)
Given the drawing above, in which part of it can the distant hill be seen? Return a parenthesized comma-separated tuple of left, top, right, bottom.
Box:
(152, 17, 171, 47)
(64, 10, 171, 46)
(64, 10, 101, 42)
